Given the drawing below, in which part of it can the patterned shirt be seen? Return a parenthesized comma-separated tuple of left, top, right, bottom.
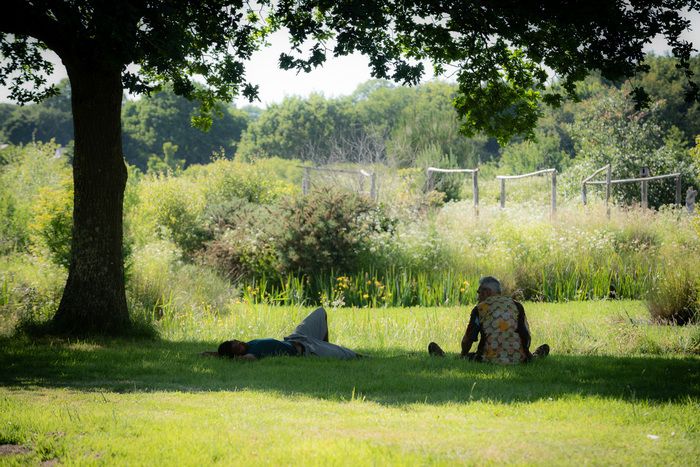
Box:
(465, 295, 531, 364)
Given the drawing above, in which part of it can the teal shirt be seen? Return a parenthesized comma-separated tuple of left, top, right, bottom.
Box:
(246, 339, 299, 358)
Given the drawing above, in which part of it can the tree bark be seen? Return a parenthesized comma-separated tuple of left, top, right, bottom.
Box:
(52, 62, 130, 334)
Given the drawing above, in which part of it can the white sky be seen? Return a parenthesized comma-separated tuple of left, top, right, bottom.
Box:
(1, 10, 699, 107)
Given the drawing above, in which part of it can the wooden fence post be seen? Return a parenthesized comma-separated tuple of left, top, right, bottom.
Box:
(606, 164, 612, 219)
(641, 179, 648, 209)
(473, 170, 479, 216)
(551, 170, 557, 216)
(676, 175, 682, 206)
(302, 167, 310, 195)
(500, 178, 506, 208)
(582, 182, 587, 205)
(370, 172, 377, 201)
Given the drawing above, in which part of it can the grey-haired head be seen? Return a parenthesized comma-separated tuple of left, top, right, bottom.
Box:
(478, 276, 501, 294)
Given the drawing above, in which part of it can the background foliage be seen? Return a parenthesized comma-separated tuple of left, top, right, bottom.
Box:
(1, 55, 699, 329)
(1, 56, 698, 177)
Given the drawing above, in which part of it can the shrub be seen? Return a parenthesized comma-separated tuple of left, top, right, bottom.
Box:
(198, 199, 281, 280)
(28, 178, 73, 268)
(189, 158, 297, 205)
(0, 142, 71, 255)
(128, 173, 207, 255)
(276, 188, 395, 276)
(248, 157, 304, 185)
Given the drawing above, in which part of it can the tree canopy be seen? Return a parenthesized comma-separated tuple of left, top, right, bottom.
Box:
(273, 1, 699, 142)
(3, 2, 698, 140)
(237, 94, 356, 163)
(122, 87, 249, 169)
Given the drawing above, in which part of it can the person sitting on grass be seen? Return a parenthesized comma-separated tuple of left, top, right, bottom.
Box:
(428, 276, 550, 364)
(202, 307, 360, 360)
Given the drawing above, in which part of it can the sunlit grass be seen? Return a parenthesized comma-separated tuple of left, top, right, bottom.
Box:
(2, 389, 698, 465)
(150, 301, 700, 357)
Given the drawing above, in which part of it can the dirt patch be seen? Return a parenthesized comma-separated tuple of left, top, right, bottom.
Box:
(0, 444, 32, 455)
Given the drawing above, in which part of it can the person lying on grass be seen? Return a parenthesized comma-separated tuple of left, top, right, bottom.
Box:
(429, 276, 550, 364)
(202, 307, 360, 360)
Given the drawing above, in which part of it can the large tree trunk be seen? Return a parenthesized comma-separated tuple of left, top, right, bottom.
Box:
(52, 62, 130, 334)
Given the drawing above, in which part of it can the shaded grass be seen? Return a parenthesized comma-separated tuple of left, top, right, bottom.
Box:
(1, 338, 698, 404)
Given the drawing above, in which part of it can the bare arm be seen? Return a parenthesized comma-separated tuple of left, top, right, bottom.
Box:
(514, 301, 533, 359)
(461, 307, 479, 357)
(461, 331, 475, 356)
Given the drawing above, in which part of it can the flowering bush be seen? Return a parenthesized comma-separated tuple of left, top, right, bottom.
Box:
(276, 188, 395, 276)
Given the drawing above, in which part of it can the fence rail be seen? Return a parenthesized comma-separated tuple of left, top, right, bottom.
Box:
(496, 168, 557, 215)
(426, 167, 480, 215)
(496, 168, 556, 180)
(582, 164, 682, 212)
(585, 173, 681, 184)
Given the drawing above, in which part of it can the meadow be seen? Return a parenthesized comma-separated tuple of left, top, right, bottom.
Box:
(2, 143, 699, 330)
(1, 302, 699, 465)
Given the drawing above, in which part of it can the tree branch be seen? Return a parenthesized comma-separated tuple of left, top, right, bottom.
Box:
(0, 0, 67, 55)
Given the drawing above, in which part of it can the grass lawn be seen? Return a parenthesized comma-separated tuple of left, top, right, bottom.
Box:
(1, 301, 699, 465)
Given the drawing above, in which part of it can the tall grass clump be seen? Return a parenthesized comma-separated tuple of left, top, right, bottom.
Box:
(126, 240, 239, 335)
(644, 210, 700, 324)
(647, 255, 700, 324)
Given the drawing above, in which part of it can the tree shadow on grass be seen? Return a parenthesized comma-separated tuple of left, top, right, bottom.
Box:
(0, 337, 698, 405)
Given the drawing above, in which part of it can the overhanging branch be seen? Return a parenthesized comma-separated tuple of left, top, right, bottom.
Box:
(0, 0, 67, 55)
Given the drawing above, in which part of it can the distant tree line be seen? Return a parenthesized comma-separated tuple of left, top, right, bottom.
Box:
(1, 55, 698, 176)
